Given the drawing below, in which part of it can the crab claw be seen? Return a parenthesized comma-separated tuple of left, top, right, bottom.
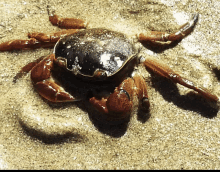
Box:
(106, 88, 133, 119)
(106, 78, 135, 118)
(89, 78, 135, 119)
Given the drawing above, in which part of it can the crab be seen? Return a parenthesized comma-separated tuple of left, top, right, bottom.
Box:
(0, 11, 219, 121)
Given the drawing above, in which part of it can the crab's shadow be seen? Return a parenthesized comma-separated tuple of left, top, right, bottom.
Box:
(46, 100, 150, 138)
(150, 74, 218, 118)
(81, 102, 132, 138)
(212, 68, 220, 82)
(140, 39, 181, 53)
(40, 101, 131, 138)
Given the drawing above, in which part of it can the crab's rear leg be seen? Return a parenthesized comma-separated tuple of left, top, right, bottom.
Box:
(138, 14, 199, 43)
(30, 54, 76, 102)
(143, 57, 219, 103)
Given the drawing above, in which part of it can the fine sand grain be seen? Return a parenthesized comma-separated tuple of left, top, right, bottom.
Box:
(0, 0, 220, 169)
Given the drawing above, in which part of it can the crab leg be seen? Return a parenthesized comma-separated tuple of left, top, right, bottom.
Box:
(30, 54, 76, 102)
(13, 56, 45, 83)
(133, 74, 150, 112)
(0, 29, 79, 51)
(28, 29, 79, 43)
(138, 14, 199, 43)
(143, 57, 219, 102)
(49, 13, 87, 29)
(0, 38, 42, 51)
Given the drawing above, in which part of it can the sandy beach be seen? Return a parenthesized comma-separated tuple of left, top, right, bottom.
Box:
(0, 0, 220, 169)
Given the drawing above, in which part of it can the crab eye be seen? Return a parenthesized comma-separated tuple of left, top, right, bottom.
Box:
(93, 69, 108, 80)
(55, 57, 67, 68)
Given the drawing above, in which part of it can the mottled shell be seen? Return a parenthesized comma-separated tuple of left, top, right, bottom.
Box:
(54, 28, 137, 80)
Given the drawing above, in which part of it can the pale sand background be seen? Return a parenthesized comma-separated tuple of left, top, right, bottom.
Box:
(0, 0, 220, 169)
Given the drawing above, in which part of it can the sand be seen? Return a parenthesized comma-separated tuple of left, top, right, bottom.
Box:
(0, 0, 220, 169)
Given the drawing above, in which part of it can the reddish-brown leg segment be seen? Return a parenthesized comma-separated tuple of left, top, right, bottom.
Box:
(0, 38, 42, 51)
(49, 14, 87, 29)
(28, 29, 79, 43)
(143, 57, 219, 102)
(0, 29, 79, 51)
(133, 74, 150, 112)
(13, 56, 45, 83)
(30, 54, 76, 102)
(138, 14, 199, 43)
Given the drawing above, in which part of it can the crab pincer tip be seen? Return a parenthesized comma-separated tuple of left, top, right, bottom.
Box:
(192, 13, 199, 23)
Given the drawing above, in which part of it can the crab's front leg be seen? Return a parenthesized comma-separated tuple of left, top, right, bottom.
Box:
(31, 54, 76, 102)
(143, 57, 219, 103)
(138, 14, 199, 43)
(90, 75, 150, 119)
